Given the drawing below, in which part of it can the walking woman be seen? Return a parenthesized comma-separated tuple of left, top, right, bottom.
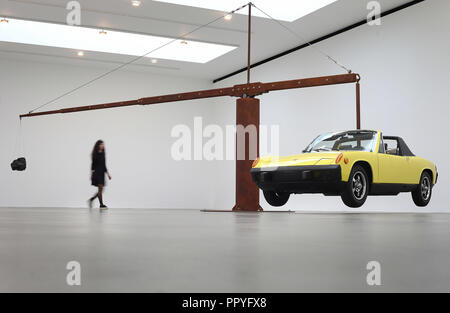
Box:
(88, 140, 112, 209)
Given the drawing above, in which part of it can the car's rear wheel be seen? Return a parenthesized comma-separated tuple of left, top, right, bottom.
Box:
(263, 191, 290, 207)
(412, 172, 432, 207)
(341, 165, 369, 208)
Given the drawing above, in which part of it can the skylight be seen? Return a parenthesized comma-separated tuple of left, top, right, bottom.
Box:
(0, 18, 237, 63)
(153, 0, 338, 22)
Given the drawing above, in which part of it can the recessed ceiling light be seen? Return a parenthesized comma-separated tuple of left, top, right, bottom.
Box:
(224, 14, 232, 21)
(151, 59, 158, 64)
(77, 51, 84, 56)
(0, 18, 9, 23)
(99, 29, 107, 35)
(180, 40, 188, 45)
(153, 0, 338, 22)
(0, 18, 237, 63)
(131, 0, 141, 7)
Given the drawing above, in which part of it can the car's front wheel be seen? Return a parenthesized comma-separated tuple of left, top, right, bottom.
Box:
(412, 172, 432, 207)
(263, 191, 290, 207)
(341, 165, 369, 208)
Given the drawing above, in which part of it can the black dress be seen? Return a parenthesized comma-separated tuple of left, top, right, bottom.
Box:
(91, 152, 107, 187)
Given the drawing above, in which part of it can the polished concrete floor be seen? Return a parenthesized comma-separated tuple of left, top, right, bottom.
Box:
(0, 207, 449, 292)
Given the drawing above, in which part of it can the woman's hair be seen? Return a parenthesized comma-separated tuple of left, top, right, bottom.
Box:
(92, 140, 105, 159)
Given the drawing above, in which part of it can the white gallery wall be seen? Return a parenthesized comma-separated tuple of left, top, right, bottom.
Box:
(0, 59, 217, 209)
(1, 0, 449, 211)
(211, 0, 450, 212)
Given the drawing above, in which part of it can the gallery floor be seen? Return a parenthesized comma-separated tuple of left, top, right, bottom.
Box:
(1, 207, 449, 292)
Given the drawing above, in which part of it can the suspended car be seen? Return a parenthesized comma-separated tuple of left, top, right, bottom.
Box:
(251, 130, 438, 208)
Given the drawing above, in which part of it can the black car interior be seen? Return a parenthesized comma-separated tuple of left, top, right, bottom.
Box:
(382, 136, 415, 157)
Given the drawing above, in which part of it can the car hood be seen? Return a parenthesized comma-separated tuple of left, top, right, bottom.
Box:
(256, 152, 342, 168)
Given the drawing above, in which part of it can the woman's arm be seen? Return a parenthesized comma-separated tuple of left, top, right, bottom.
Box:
(91, 157, 95, 179)
(104, 157, 111, 180)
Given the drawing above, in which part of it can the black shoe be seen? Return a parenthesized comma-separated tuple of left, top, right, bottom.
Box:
(100, 204, 108, 210)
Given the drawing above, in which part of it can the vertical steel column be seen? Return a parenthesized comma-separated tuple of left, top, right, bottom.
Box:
(233, 97, 262, 212)
(247, 3, 252, 84)
(356, 81, 361, 129)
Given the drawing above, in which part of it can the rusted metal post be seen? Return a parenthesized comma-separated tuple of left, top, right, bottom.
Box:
(233, 97, 262, 212)
(247, 3, 252, 84)
(356, 80, 361, 129)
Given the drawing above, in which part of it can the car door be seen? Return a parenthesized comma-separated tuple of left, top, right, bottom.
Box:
(378, 138, 410, 184)
(401, 154, 418, 184)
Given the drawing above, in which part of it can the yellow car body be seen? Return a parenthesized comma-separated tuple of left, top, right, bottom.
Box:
(251, 130, 437, 208)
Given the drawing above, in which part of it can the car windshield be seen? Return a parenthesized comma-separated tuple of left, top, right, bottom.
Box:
(304, 131, 378, 153)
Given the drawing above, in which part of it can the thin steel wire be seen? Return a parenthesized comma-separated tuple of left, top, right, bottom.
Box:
(251, 2, 352, 74)
(27, 3, 250, 114)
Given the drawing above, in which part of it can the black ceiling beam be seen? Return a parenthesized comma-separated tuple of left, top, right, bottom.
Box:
(213, 0, 425, 84)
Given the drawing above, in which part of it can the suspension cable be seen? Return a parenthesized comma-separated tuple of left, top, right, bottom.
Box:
(11, 118, 24, 158)
(251, 3, 352, 74)
(27, 3, 250, 114)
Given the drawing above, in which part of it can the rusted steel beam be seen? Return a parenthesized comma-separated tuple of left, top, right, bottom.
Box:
(234, 73, 359, 97)
(20, 73, 359, 118)
(20, 86, 234, 118)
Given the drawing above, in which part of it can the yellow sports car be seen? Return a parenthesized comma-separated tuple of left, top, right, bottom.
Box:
(251, 130, 438, 208)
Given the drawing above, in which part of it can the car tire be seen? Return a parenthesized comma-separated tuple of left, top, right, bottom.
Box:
(263, 191, 290, 207)
(341, 165, 369, 208)
(412, 172, 432, 207)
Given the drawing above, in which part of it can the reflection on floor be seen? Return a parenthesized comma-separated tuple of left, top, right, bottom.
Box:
(1, 207, 449, 292)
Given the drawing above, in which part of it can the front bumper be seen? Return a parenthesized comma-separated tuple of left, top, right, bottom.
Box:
(251, 165, 343, 195)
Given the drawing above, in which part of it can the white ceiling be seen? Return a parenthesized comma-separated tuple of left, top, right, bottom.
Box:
(152, 0, 340, 22)
(0, 0, 413, 81)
